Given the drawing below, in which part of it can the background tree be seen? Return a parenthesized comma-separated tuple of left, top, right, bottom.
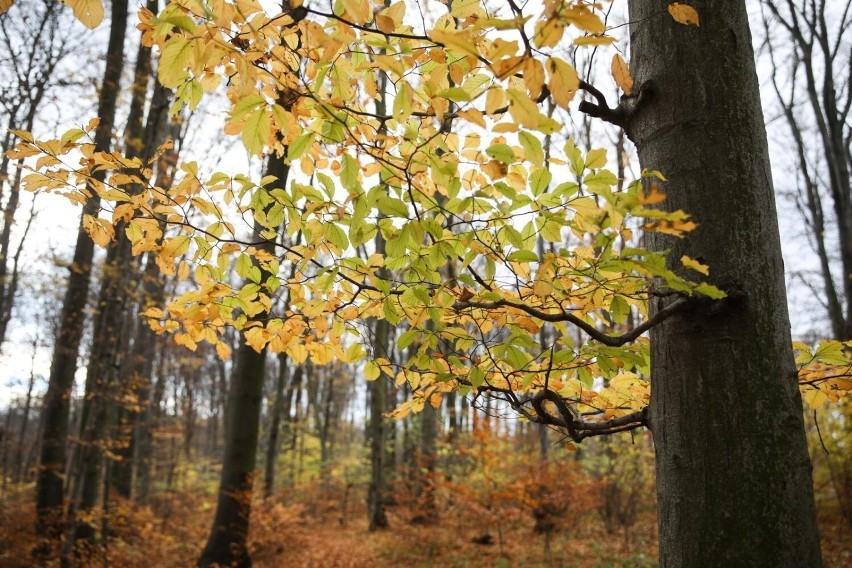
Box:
(759, 0, 852, 341)
(34, 0, 127, 551)
(0, 0, 79, 351)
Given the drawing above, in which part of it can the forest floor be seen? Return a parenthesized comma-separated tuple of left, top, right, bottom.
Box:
(0, 481, 849, 567)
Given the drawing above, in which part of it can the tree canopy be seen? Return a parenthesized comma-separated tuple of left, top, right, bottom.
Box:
(4, 0, 851, 439)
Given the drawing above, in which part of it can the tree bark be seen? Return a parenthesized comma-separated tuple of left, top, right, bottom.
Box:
(71, 22, 168, 541)
(264, 354, 301, 497)
(624, 1, 822, 565)
(34, 0, 128, 549)
(367, 315, 389, 530)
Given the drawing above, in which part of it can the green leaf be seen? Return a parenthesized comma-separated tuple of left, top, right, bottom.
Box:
(585, 148, 607, 169)
(326, 223, 349, 251)
(340, 153, 360, 192)
(159, 38, 192, 88)
(519, 132, 544, 167)
(235, 253, 252, 279)
(486, 143, 516, 164)
(439, 87, 472, 102)
(507, 249, 539, 262)
(694, 282, 726, 299)
(540, 218, 563, 242)
(287, 132, 314, 163)
(529, 166, 552, 196)
(242, 107, 269, 156)
(398, 329, 420, 350)
(364, 360, 381, 381)
(377, 196, 409, 218)
(610, 296, 630, 324)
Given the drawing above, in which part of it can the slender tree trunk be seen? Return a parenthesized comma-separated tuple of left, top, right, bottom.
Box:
(263, 355, 289, 498)
(129, 114, 179, 503)
(14, 336, 38, 482)
(34, 0, 128, 550)
(625, 1, 822, 565)
(414, 404, 437, 523)
(198, 155, 288, 568)
(367, 316, 389, 530)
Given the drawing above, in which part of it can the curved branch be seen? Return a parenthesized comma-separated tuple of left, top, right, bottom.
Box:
(455, 296, 691, 347)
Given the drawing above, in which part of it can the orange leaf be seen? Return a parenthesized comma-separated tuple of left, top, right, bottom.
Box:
(611, 54, 633, 96)
(668, 2, 699, 26)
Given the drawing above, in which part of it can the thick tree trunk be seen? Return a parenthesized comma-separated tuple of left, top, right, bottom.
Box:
(34, 0, 128, 549)
(198, 155, 288, 568)
(625, 1, 822, 565)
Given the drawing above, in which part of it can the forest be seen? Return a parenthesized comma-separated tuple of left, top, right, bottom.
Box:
(0, 0, 850, 566)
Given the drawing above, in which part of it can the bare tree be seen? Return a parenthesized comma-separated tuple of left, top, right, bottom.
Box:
(760, 0, 852, 339)
(0, 0, 80, 350)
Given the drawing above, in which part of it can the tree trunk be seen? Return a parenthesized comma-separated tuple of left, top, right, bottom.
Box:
(625, 1, 822, 565)
(263, 354, 290, 498)
(198, 155, 289, 568)
(34, 0, 128, 549)
(128, 111, 179, 503)
(414, 404, 437, 523)
(367, 316, 389, 530)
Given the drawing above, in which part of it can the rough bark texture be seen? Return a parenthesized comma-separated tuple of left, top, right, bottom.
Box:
(625, 1, 822, 565)
(198, 155, 288, 568)
(34, 0, 128, 547)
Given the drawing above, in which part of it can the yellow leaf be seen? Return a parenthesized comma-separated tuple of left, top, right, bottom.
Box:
(803, 388, 828, 410)
(244, 327, 268, 353)
(288, 342, 308, 363)
(639, 183, 667, 205)
(547, 57, 579, 109)
(491, 55, 525, 80)
(457, 109, 486, 128)
(82, 214, 114, 247)
(375, 14, 395, 33)
(532, 279, 553, 298)
(341, 0, 369, 25)
(63, 0, 104, 29)
(365, 360, 380, 381)
(216, 342, 232, 361)
(564, 5, 605, 33)
(668, 2, 699, 26)
(340, 305, 359, 320)
(523, 57, 545, 99)
(485, 86, 506, 115)
(159, 37, 192, 88)
(573, 34, 616, 46)
(534, 18, 564, 49)
(178, 260, 190, 281)
(140, 307, 164, 319)
(611, 54, 633, 96)
(680, 255, 709, 276)
(0, 0, 14, 14)
(506, 87, 541, 129)
(381, 1, 406, 28)
(429, 28, 480, 58)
